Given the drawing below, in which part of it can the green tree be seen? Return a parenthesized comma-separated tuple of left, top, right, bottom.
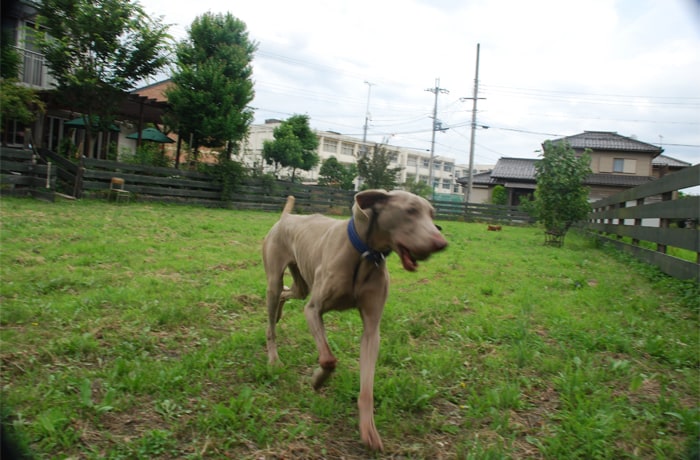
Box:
(533, 140, 592, 237)
(357, 144, 402, 190)
(262, 115, 319, 181)
(402, 179, 433, 199)
(36, 0, 170, 157)
(1, 30, 21, 80)
(318, 156, 357, 190)
(1, 29, 45, 143)
(492, 185, 508, 205)
(0, 79, 45, 145)
(167, 12, 257, 160)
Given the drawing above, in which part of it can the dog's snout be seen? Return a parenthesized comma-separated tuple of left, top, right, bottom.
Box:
(432, 233, 447, 251)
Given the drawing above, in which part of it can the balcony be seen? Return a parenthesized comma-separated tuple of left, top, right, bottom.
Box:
(14, 46, 54, 89)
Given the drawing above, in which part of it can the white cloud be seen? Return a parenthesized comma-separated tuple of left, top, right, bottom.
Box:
(140, 0, 700, 165)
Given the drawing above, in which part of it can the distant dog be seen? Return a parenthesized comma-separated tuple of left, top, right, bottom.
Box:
(487, 225, 502, 231)
(262, 189, 447, 451)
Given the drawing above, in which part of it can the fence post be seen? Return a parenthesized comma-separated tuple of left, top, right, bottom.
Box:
(73, 158, 85, 199)
(656, 192, 673, 254)
(632, 197, 644, 246)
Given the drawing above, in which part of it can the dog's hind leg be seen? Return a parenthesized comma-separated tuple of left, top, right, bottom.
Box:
(265, 267, 285, 365)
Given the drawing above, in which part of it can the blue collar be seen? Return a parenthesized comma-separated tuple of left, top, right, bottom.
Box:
(347, 217, 390, 266)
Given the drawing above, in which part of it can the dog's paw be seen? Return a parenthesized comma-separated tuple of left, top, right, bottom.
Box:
(311, 367, 334, 390)
(360, 424, 384, 452)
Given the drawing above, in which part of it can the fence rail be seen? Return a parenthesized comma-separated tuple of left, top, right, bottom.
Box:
(1, 148, 57, 201)
(4, 149, 533, 223)
(587, 163, 699, 282)
(434, 200, 534, 224)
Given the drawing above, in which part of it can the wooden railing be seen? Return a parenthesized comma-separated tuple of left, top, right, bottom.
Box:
(0, 148, 57, 201)
(433, 200, 534, 225)
(587, 164, 699, 282)
(5, 150, 535, 223)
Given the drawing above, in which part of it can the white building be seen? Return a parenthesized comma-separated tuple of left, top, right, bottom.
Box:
(241, 119, 468, 198)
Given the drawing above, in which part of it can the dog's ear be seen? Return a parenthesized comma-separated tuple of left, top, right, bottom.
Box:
(355, 189, 389, 210)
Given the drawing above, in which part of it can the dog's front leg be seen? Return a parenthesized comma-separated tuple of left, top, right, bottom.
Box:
(358, 305, 384, 452)
(304, 301, 337, 389)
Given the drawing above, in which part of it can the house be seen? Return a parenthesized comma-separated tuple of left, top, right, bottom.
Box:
(458, 131, 687, 205)
(1, 0, 169, 158)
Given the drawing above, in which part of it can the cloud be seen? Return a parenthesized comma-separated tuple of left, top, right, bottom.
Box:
(141, 0, 700, 165)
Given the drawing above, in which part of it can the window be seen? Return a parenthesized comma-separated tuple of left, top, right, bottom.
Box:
(423, 159, 430, 168)
(443, 163, 453, 172)
(442, 179, 451, 189)
(407, 156, 417, 167)
(341, 142, 354, 156)
(323, 139, 338, 153)
(613, 158, 624, 173)
(612, 158, 637, 174)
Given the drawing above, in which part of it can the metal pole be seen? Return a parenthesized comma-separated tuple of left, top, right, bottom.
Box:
(426, 78, 448, 197)
(428, 78, 439, 192)
(362, 81, 374, 155)
(466, 43, 481, 204)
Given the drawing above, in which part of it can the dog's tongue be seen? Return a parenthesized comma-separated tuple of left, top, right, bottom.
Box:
(399, 248, 417, 271)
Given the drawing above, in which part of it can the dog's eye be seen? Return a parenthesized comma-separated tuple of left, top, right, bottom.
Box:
(407, 207, 418, 215)
(435, 224, 442, 231)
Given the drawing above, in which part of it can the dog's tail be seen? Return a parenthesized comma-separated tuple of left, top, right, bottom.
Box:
(282, 196, 295, 215)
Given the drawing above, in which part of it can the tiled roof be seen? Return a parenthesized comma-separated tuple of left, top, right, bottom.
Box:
(652, 154, 692, 168)
(469, 170, 494, 185)
(457, 156, 658, 189)
(490, 157, 538, 180)
(549, 131, 663, 154)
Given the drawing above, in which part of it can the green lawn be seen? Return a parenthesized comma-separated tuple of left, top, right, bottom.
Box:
(1, 197, 698, 459)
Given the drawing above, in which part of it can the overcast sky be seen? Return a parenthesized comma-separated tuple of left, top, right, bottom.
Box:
(139, 0, 700, 169)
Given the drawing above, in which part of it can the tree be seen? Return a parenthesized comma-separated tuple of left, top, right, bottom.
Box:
(402, 180, 433, 199)
(262, 115, 319, 181)
(357, 144, 402, 190)
(167, 12, 257, 159)
(533, 140, 592, 239)
(1, 30, 21, 80)
(0, 80, 45, 145)
(492, 185, 508, 205)
(1, 31, 45, 144)
(36, 0, 170, 157)
(318, 156, 357, 190)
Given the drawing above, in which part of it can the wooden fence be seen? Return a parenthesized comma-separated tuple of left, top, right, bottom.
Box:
(0, 147, 57, 201)
(433, 200, 534, 225)
(5, 149, 532, 223)
(587, 163, 699, 282)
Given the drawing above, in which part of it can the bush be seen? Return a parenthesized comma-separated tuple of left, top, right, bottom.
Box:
(492, 185, 507, 205)
(202, 155, 247, 200)
(122, 142, 172, 167)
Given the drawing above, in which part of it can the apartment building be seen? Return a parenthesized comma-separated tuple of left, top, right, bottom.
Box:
(241, 120, 467, 198)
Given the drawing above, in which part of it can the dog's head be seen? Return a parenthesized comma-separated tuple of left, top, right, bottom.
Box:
(353, 189, 447, 271)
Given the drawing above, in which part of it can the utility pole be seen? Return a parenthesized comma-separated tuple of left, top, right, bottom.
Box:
(426, 78, 449, 197)
(460, 43, 482, 204)
(358, 81, 374, 190)
(362, 81, 375, 156)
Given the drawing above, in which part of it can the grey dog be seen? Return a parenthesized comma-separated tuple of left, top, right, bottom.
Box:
(262, 189, 447, 451)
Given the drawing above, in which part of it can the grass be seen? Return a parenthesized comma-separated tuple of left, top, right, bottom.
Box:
(1, 196, 698, 459)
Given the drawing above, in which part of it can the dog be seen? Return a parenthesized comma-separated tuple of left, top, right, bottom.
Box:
(487, 224, 502, 231)
(262, 189, 447, 451)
